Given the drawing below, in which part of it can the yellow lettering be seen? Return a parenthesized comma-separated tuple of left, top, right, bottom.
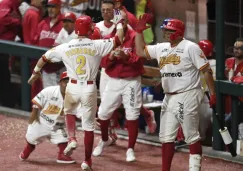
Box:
(159, 54, 181, 69)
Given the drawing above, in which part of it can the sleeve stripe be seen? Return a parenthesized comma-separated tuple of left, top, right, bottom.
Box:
(32, 99, 42, 109)
(144, 46, 151, 59)
(199, 62, 210, 71)
(42, 55, 52, 63)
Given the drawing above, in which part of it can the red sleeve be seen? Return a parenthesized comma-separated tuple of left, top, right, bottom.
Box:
(28, 13, 40, 44)
(100, 55, 117, 68)
(34, 21, 43, 45)
(126, 12, 138, 29)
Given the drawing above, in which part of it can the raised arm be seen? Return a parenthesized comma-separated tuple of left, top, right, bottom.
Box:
(134, 13, 153, 59)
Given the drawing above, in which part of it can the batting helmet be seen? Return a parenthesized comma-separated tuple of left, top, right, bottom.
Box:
(60, 71, 69, 81)
(160, 18, 185, 41)
(198, 40, 213, 57)
(75, 15, 93, 36)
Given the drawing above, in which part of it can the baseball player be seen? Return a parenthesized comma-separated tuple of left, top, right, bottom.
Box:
(97, 0, 157, 141)
(54, 12, 78, 46)
(176, 40, 215, 146)
(27, 12, 125, 170)
(92, 10, 145, 162)
(225, 38, 243, 120)
(135, 15, 216, 171)
(19, 71, 75, 164)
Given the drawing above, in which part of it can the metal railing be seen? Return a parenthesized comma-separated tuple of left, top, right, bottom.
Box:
(0, 40, 48, 111)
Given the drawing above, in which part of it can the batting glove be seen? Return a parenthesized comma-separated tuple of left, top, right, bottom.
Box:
(113, 9, 124, 25)
(134, 13, 152, 33)
(209, 94, 216, 108)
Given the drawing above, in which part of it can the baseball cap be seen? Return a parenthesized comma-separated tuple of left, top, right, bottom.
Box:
(60, 71, 69, 81)
(62, 12, 77, 22)
(46, 0, 62, 7)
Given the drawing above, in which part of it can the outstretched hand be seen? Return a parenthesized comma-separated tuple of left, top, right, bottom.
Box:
(134, 13, 153, 33)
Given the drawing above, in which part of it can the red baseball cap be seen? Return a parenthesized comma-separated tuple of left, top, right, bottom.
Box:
(47, 0, 62, 7)
(63, 12, 77, 22)
(60, 71, 69, 81)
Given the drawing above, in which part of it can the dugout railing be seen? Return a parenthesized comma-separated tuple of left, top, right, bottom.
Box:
(0, 0, 243, 153)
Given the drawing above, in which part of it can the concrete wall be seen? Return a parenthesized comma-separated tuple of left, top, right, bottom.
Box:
(151, 0, 207, 43)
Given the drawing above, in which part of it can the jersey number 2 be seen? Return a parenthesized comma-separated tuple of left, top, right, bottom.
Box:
(76, 55, 86, 75)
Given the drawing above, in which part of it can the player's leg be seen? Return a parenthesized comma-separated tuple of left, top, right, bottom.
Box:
(80, 88, 98, 170)
(159, 94, 180, 171)
(63, 83, 81, 155)
(198, 95, 212, 141)
(19, 121, 48, 160)
(99, 70, 118, 143)
(50, 123, 75, 164)
(93, 78, 122, 156)
(140, 106, 157, 133)
(122, 77, 142, 162)
(181, 89, 204, 171)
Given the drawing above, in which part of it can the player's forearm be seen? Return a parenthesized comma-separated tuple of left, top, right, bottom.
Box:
(204, 71, 216, 95)
(28, 108, 40, 124)
(135, 33, 147, 58)
(116, 23, 124, 45)
(33, 57, 47, 73)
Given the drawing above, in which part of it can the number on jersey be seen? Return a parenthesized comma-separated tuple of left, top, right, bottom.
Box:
(76, 55, 86, 75)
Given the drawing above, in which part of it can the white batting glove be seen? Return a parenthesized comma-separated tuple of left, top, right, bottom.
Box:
(113, 9, 123, 25)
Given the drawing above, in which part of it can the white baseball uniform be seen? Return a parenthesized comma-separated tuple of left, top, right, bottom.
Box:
(26, 86, 68, 145)
(61, 0, 88, 17)
(145, 39, 209, 144)
(42, 29, 78, 88)
(95, 21, 116, 98)
(42, 38, 115, 131)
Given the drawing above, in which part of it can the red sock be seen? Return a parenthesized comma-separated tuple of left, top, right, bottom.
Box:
(84, 131, 94, 161)
(176, 126, 185, 141)
(99, 119, 110, 141)
(140, 106, 151, 121)
(65, 114, 76, 138)
(58, 142, 67, 153)
(22, 142, 35, 156)
(162, 142, 175, 171)
(127, 119, 139, 149)
(189, 141, 202, 155)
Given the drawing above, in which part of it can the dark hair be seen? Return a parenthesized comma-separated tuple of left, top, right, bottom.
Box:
(102, 0, 115, 5)
(236, 38, 243, 42)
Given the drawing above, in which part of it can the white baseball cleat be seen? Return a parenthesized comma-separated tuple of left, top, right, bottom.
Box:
(81, 161, 93, 171)
(92, 138, 113, 156)
(64, 138, 77, 155)
(126, 148, 136, 162)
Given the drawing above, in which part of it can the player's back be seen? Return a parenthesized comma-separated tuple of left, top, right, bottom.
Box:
(54, 37, 114, 81)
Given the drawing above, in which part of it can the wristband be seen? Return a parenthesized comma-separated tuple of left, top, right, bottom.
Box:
(116, 23, 123, 30)
(34, 65, 41, 73)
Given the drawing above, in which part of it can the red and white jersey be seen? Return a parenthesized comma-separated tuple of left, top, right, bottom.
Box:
(55, 28, 78, 45)
(32, 86, 64, 128)
(95, 21, 115, 38)
(43, 38, 114, 81)
(145, 39, 209, 93)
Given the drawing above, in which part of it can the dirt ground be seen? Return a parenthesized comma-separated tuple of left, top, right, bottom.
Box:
(0, 114, 243, 171)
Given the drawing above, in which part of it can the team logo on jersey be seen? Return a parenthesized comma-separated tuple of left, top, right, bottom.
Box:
(161, 72, 182, 77)
(40, 113, 54, 124)
(43, 104, 61, 114)
(159, 54, 180, 69)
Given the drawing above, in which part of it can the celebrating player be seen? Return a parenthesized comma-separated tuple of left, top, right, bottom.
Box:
(92, 10, 144, 162)
(135, 15, 216, 171)
(27, 11, 124, 170)
(19, 71, 75, 164)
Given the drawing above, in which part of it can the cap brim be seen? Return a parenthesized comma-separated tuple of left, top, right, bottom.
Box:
(62, 19, 74, 22)
(46, 4, 59, 7)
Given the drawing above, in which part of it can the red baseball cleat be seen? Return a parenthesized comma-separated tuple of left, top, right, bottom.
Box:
(56, 153, 76, 164)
